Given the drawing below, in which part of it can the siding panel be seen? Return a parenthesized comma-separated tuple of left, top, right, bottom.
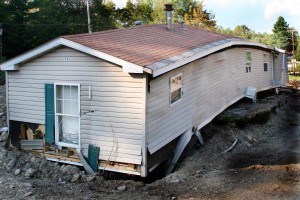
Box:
(147, 48, 277, 154)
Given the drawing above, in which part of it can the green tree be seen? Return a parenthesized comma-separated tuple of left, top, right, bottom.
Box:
(152, 0, 168, 23)
(184, 1, 216, 30)
(271, 16, 292, 51)
(135, 0, 154, 24)
(116, 0, 154, 27)
(232, 25, 253, 39)
(296, 36, 300, 60)
(1, 0, 28, 60)
(91, 0, 117, 31)
(171, 0, 197, 22)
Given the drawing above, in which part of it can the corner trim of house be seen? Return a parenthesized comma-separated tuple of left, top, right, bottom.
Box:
(141, 74, 148, 177)
(0, 38, 145, 74)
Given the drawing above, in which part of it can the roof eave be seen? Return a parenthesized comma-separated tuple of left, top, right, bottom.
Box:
(0, 38, 147, 74)
(147, 39, 276, 77)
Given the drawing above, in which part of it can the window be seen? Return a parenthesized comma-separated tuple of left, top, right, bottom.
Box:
(264, 53, 268, 71)
(246, 51, 252, 73)
(54, 83, 80, 148)
(170, 74, 182, 105)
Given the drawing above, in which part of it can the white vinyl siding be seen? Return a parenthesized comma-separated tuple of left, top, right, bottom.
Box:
(7, 47, 144, 165)
(147, 48, 274, 154)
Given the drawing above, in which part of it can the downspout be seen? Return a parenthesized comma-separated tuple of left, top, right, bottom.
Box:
(281, 53, 285, 85)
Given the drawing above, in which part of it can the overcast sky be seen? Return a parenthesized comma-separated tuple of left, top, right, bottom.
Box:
(111, 0, 300, 33)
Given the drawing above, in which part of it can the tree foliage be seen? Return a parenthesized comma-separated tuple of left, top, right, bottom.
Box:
(270, 16, 292, 51)
(218, 17, 299, 59)
(1, 1, 300, 86)
(116, 0, 154, 27)
(183, 1, 216, 30)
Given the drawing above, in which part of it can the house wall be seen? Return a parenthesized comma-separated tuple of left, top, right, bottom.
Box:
(7, 47, 145, 165)
(146, 47, 279, 154)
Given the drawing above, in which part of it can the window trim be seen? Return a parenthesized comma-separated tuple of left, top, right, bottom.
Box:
(246, 51, 252, 73)
(170, 73, 183, 106)
(54, 82, 81, 149)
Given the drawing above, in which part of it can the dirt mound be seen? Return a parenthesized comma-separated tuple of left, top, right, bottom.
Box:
(0, 85, 299, 199)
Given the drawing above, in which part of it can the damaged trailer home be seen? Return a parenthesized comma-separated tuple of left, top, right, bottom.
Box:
(0, 6, 288, 177)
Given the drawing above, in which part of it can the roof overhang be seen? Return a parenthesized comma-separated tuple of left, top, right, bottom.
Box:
(146, 38, 279, 77)
(274, 47, 286, 54)
(0, 38, 146, 74)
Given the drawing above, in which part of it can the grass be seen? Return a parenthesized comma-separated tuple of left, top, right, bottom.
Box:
(289, 74, 300, 82)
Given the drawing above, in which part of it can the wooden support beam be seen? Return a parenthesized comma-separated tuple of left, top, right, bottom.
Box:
(165, 129, 193, 175)
(194, 130, 205, 145)
(76, 149, 96, 176)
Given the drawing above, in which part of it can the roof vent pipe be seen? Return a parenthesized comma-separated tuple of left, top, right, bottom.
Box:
(164, 4, 174, 30)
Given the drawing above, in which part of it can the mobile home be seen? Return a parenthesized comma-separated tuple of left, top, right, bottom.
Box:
(0, 15, 288, 177)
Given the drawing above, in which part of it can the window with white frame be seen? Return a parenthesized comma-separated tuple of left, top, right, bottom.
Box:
(246, 51, 252, 73)
(264, 53, 268, 71)
(170, 74, 182, 105)
(55, 83, 80, 148)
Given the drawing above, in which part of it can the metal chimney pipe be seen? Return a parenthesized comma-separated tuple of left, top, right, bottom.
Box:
(164, 4, 174, 30)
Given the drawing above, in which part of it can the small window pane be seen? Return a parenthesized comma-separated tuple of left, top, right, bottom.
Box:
(64, 100, 71, 115)
(264, 63, 268, 71)
(58, 115, 79, 145)
(56, 85, 63, 99)
(246, 52, 252, 62)
(171, 75, 182, 91)
(71, 86, 78, 100)
(56, 99, 63, 113)
(70, 100, 78, 115)
(264, 54, 268, 63)
(171, 88, 182, 104)
(64, 85, 71, 99)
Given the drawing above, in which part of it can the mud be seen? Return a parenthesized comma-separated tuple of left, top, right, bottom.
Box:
(0, 84, 299, 199)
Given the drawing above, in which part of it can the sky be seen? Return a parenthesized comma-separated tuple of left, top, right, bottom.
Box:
(111, 0, 300, 33)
